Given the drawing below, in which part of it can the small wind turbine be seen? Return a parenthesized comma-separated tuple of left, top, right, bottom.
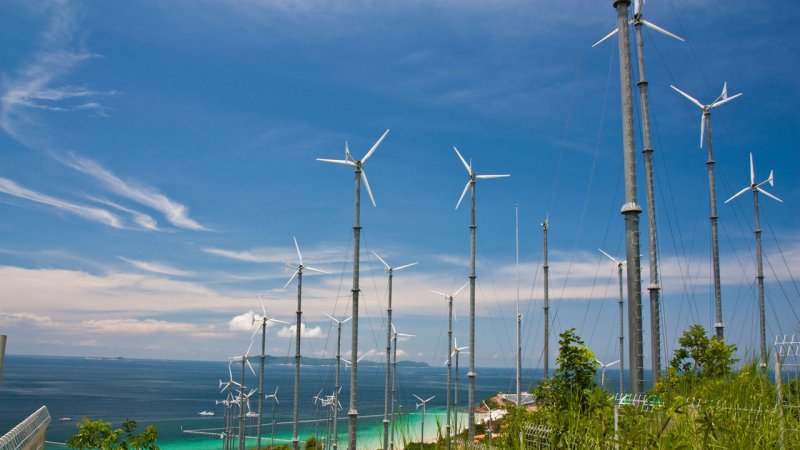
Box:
(595, 359, 620, 390)
(725, 153, 782, 368)
(317, 129, 390, 450)
(230, 338, 257, 450)
(254, 296, 288, 450)
(447, 337, 469, 440)
(600, 248, 627, 394)
(431, 282, 468, 450)
(390, 324, 414, 450)
(413, 394, 435, 445)
(284, 236, 330, 450)
(372, 250, 417, 450)
(322, 312, 351, 450)
(265, 387, 280, 448)
(452, 146, 510, 440)
(671, 82, 742, 340)
(482, 400, 495, 445)
(592, 0, 684, 48)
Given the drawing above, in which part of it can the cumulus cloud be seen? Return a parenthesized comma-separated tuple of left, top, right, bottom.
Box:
(229, 311, 258, 332)
(277, 323, 324, 338)
(0, 311, 62, 329)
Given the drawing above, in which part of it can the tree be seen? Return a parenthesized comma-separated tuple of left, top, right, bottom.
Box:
(669, 324, 737, 378)
(66, 418, 159, 450)
(535, 328, 599, 410)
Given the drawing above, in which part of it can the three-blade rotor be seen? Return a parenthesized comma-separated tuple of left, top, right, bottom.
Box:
(591, 0, 685, 48)
(452, 147, 510, 210)
(323, 312, 352, 326)
(725, 153, 783, 204)
(371, 250, 418, 274)
(671, 83, 743, 148)
(316, 129, 390, 207)
(283, 236, 331, 290)
(598, 248, 627, 268)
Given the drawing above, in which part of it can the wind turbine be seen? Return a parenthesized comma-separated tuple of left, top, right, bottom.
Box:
(481, 400, 495, 445)
(541, 216, 550, 380)
(219, 363, 242, 450)
(283, 236, 330, 450)
(447, 337, 469, 440)
(254, 296, 289, 450)
(322, 312, 351, 450)
(371, 250, 417, 450)
(672, 81, 742, 340)
(593, 0, 684, 382)
(390, 324, 414, 450)
(317, 129, 389, 450)
(595, 359, 620, 390)
(265, 387, 280, 448)
(452, 146, 509, 439)
(600, 248, 627, 395)
(431, 282, 468, 450)
(413, 394, 435, 446)
(725, 153, 782, 367)
(230, 338, 257, 450)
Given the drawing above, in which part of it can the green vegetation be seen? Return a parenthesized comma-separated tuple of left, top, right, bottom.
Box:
(66, 418, 159, 450)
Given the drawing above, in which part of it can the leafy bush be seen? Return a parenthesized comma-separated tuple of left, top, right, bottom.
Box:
(66, 418, 158, 450)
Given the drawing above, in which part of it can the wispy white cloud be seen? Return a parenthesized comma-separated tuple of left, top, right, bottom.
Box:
(90, 197, 160, 231)
(61, 153, 209, 231)
(81, 318, 221, 337)
(118, 257, 192, 277)
(0, 177, 123, 228)
(204, 247, 280, 263)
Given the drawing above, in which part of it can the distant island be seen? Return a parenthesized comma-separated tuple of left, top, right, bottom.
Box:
(265, 355, 428, 368)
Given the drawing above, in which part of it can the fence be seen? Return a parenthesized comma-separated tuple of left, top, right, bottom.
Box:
(0, 406, 51, 450)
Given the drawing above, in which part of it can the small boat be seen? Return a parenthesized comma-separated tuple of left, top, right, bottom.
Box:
(59, 417, 72, 422)
(198, 411, 215, 416)
(245, 412, 258, 418)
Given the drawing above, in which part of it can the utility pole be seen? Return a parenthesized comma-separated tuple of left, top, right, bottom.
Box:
(612, 0, 645, 394)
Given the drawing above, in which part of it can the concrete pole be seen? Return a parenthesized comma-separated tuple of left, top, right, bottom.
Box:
(293, 271, 303, 450)
(257, 320, 266, 450)
(617, 263, 625, 394)
(632, 15, 663, 382)
(390, 332, 398, 450)
(776, 351, 784, 448)
(753, 189, 767, 366)
(446, 295, 453, 450)
(0, 335, 6, 389)
(542, 219, 550, 381)
(383, 271, 394, 450)
(468, 179, 477, 441)
(454, 351, 460, 440)
(703, 112, 725, 340)
(334, 322, 343, 450)
(348, 168, 362, 450)
(515, 205, 522, 408)
(239, 359, 246, 450)
(613, 0, 645, 395)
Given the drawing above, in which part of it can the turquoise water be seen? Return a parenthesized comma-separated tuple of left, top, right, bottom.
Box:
(0, 356, 532, 449)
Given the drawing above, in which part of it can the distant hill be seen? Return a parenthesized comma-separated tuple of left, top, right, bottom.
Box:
(264, 355, 428, 368)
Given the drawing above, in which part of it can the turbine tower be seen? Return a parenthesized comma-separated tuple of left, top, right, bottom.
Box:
(725, 153, 782, 367)
(284, 236, 330, 450)
(265, 387, 280, 448)
(514, 205, 522, 410)
(317, 129, 389, 450)
(230, 339, 256, 450)
(593, 0, 684, 381)
(323, 312, 352, 450)
(390, 324, 414, 450)
(452, 146, 510, 438)
(255, 296, 289, 450)
(372, 250, 417, 450)
(431, 282, 468, 450)
(449, 337, 468, 439)
(671, 81, 742, 340)
(542, 216, 550, 380)
(600, 248, 627, 394)
(413, 394, 435, 445)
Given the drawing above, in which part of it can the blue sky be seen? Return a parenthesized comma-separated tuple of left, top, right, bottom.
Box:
(0, 0, 797, 375)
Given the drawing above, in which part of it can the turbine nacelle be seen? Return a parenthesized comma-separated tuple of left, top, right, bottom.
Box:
(452, 147, 510, 209)
(725, 153, 783, 204)
(371, 250, 418, 274)
(592, 0, 684, 48)
(317, 129, 390, 207)
(671, 83, 743, 148)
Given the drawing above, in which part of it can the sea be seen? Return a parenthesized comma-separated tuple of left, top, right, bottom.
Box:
(0, 355, 548, 449)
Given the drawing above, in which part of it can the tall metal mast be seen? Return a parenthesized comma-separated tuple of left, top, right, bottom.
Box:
(542, 217, 549, 380)
(515, 205, 522, 405)
(432, 284, 467, 450)
(323, 313, 351, 450)
(613, 0, 645, 394)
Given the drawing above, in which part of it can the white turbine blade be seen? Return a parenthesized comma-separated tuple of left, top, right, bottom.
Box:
(721, 81, 728, 99)
(246, 359, 256, 376)
(424, 396, 435, 403)
(342, 358, 352, 366)
(356, 352, 369, 363)
(475, 174, 510, 179)
(322, 312, 339, 324)
(598, 248, 617, 263)
(453, 147, 472, 175)
(709, 92, 742, 109)
(670, 85, 704, 109)
(595, 358, 602, 365)
(749, 153, 755, 185)
(768, 170, 774, 187)
(413, 394, 424, 403)
(361, 129, 390, 163)
(258, 295, 267, 318)
(250, 324, 262, 341)
(459, 346, 469, 351)
(371, 250, 391, 271)
(453, 282, 469, 298)
(430, 290, 448, 298)
(293, 236, 303, 266)
(724, 186, 751, 204)
(757, 187, 784, 203)
(268, 317, 290, 325)
(608, 360, 620, 367)
(591, 28, 618, 48)
(394, 262, 418, 272)
(361, 170, 377, 208)
(634, 0, 641, 16)
(345, 141, 354, 163)
(455, 180, 471, 210)
(641, 20, 685, 42)
(342, 316, 352, 324)
(454, 337, 458, 350)
(304, 266, 332, 275)
(244, 338, 255, 358)
(397, 333, 415, 338)
(391, 323, 397, 335)
(283, 270, 299, 290)
(317, 158, 356, 167)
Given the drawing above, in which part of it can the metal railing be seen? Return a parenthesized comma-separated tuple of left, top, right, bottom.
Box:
(0, 406, 51, 450)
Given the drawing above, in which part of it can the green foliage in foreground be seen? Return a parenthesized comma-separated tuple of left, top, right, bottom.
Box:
(487, 324, 799, 449)
(66, 418, 159, 450)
